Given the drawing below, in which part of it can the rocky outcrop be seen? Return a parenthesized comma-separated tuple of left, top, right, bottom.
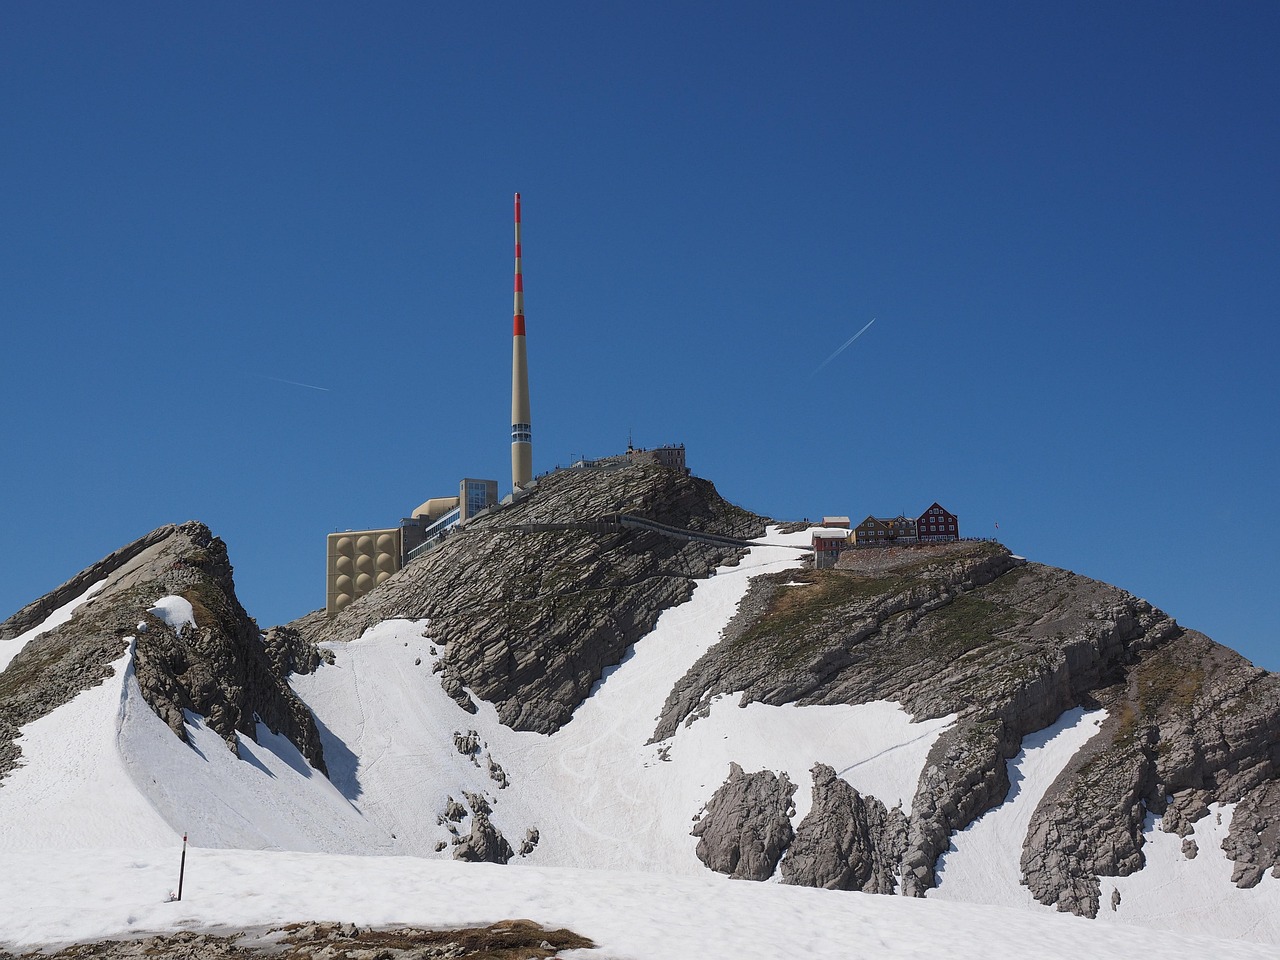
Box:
(1223, 780, 1280, 888)
(452, 792, 514, 864)
(289, 461, 766, 735)
(653, 539, 1280, 914)
(1025, 629, 1280, 915)
(0, 522, 326, 781)
(780, 764, 906, 893)
(691, 763, 796, 880)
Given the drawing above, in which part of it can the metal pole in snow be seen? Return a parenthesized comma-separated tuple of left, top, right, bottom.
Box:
(177, 833, 187, 901)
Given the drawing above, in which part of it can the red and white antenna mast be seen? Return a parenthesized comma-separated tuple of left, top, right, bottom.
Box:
(510, 193, 533, 490)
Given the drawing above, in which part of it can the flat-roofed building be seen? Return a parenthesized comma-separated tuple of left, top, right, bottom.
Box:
(460, 478, 498, 521)
(627, 443, 689, 474)
(328, 476, 500, 616)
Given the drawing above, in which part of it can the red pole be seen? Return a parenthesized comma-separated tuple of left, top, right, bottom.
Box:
(177, 833, 187, 901)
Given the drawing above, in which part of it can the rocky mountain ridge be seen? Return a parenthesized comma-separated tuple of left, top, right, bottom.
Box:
(0, 521, 325, 780)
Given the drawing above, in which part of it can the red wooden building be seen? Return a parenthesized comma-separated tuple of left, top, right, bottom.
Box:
(916, 502, 959, 541)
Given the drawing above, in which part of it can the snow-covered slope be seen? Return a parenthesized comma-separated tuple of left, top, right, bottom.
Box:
(289, 530, 952, 872)
(2, 527, 1278, 953)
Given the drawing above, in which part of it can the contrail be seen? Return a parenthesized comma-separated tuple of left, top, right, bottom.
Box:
(257, 375, 331, 392)
(812, 318, 876, 375)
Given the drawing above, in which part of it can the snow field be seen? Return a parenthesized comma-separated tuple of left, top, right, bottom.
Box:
(0, 642, 175, 850)
(3, 526, 1277, 950)
(1, 846, 1274, 960)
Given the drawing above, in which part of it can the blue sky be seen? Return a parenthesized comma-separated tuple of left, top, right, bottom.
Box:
(2, 2, 1277, 669)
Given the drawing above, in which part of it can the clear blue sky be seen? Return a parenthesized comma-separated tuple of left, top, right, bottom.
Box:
(2, 2, 1277, 669)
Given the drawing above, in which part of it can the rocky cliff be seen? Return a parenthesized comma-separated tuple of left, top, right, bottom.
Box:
(0, 521, 326, 780)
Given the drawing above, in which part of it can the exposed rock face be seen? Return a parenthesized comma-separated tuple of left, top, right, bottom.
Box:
(0, 525, 177, 642)
(653, 540, 1280, 915)
(290, 461, 766, 735)
(0, 522, 326, 780)
(780, 764, 906, 893)
(691, 762, 796, 880)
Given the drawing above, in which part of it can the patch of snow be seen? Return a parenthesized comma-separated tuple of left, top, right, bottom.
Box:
(147, 596, 196, 635)
(0, 578, 107, 674)
(931, 707, 1106, 908)
(117, 682, 391, 854)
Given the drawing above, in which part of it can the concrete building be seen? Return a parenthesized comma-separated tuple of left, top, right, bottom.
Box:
(626, 443, 689, 474)
(326, 528, 401, 617)
(822, 516, 851, 529)
(328, 476, 499, 616)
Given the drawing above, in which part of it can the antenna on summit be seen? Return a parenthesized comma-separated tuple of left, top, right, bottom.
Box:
(510, 193, 533, 491)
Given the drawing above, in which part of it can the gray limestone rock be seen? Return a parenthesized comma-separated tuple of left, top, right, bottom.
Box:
(780, 763, 906, 893)
(691, 762, 796, 880)
(453, 729, 480, 757)
(519, 827, 540, 856)
(1024, 629, 1280, 916)
(487, 754, 509, 788)
(452, 808, 513, 864)
(1222, 779, 1280, 887)
(440, 797, 466, 822)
